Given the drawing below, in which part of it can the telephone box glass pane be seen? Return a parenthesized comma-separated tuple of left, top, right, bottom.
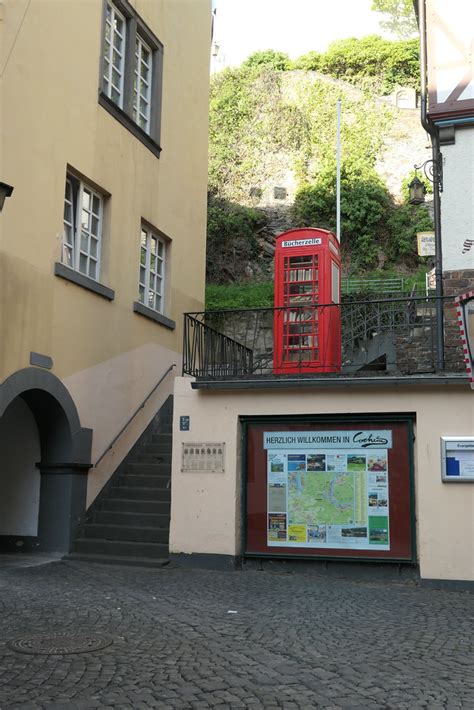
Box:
(332, 261, 340, 304)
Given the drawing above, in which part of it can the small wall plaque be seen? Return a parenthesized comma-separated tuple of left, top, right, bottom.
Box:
(441, 437, 474, 482)
(180, 416, 190, 431)
(30, 352, 53, 370)
(182, 443, 225, 473)
(274, 186, 287, 200)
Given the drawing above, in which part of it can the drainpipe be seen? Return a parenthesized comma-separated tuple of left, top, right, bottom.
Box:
(418, 0, 445, 370)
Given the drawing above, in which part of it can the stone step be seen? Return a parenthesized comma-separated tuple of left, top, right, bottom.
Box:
(155, 414, 173, 429)
(73, 538, 169, 559)
(136, 452, 172, 464)
(119, 474, 170, 489)
(94, 510, 170, 528)
(64, 553, 169, 569)
(150, 433, 172, 447)
(101, 498, 171, 515)
(110, 486, 171, 501)
(126, 462, 171, 476)
(82, 523, 168, 543)
(141, 444, 172, 456)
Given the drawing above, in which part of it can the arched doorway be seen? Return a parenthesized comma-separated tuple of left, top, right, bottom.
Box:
(0, 368, 92, 553)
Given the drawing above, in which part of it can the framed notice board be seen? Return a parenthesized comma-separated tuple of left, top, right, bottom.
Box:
(441, 437, 474, 482)
(242, 415, 415, 562)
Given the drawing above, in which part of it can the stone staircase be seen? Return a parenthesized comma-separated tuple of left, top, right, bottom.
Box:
(67, 398, 173, 568)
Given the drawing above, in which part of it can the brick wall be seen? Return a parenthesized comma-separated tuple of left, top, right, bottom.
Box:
(443, 269, 474, 372)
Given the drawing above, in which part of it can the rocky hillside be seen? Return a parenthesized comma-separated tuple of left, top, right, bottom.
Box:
(208, 59, 433, 282)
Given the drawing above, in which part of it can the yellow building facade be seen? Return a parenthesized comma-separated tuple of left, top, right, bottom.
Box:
(0, 0, 211, 552)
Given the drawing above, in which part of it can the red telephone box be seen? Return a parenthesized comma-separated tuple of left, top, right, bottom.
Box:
(273, 228, 341, 374)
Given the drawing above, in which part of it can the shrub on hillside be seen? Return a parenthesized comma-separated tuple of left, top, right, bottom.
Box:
(292, 166, 390, 269)
(206, 196, 266, 283)
(294, 36, 419, 93)
(385, 203, 433, 264)
(242, 50, 291, 72)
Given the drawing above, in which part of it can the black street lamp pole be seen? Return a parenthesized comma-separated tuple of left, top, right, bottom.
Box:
(416, 0, 444, 371)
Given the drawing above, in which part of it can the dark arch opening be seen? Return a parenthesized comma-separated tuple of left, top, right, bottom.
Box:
(0, 368, 92, 552)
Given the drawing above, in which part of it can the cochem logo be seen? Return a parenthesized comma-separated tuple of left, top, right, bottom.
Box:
(353, 432, 389, 448)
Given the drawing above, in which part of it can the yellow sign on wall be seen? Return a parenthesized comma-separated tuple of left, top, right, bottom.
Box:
(417, 232, 435, 256)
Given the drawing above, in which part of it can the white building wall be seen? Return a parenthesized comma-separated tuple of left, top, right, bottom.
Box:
(441, 127, 474, 272)
(170, 377, 474, 583)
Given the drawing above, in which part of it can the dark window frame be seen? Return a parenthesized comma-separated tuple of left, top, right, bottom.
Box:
(99, 0, 164, 157)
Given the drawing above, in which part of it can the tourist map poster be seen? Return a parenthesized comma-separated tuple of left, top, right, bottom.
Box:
(264, 431, 392, 551)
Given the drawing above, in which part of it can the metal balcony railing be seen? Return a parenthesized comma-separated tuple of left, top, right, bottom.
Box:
(183, 293, 465, 380)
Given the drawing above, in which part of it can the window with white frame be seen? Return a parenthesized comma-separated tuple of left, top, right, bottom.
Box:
(102, 1, 126, 108)
(100, 0, 163, 152)
(133, 35, 152, 132)
(62, 175, 103, 281)
(138, 227, 166, 313)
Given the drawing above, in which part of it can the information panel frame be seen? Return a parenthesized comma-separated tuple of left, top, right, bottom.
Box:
(242, 414, 416, 563)
(441, 437, 474, 482)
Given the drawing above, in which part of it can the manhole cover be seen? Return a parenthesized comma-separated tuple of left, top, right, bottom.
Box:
(7, 632, 113, 655)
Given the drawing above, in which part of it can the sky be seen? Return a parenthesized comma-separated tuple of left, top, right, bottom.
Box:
(212, 0, 390, 70)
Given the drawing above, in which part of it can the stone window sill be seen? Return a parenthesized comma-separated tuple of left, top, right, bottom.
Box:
(133, 301, 175, 330)
(98, 93, 162, 159)
(54, 263, 115, 301)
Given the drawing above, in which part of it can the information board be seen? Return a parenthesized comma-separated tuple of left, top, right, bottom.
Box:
(244, 418, 415, 562)
(441, 437, 474, 482)
(265, 430, 391, 551)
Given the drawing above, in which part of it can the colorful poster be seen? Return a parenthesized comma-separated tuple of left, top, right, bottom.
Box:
(268, 513, 287, 541)
(265, 431, 391, 550)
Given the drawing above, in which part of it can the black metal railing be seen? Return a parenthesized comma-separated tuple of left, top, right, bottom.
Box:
(183, 293, 465, 380)
(183, 314, 253, 378)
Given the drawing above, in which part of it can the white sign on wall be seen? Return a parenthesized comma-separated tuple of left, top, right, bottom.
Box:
(181, 443, 225, 472)
(417, 232, 436, 256)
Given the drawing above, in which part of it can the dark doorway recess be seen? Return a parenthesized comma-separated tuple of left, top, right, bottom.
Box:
(0, 368, 92, 553)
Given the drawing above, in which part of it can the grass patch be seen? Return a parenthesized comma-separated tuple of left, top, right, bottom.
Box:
(205, 282, 274, 311)
(205, 268, 430, 311)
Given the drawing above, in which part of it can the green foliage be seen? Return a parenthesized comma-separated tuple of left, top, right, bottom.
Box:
(209, 62, 393, 204)
(208, 41, 427, 282)
(385, 203, 433, 263)
(208, 66, 261, 198)
(294, 36, 420, 93)
(344, 267, 429, 291)
(242, 50, 291, 72)
(205, 282, 274, 310)
(293, 51, 322, 72)
(406, 265, 432, 291)
(293, 166, 390, 269)
(209, 67, 310, 201)
(371, 0, 418, 39)
(293, 164, 434, 270)
(206, 196, 265, 283)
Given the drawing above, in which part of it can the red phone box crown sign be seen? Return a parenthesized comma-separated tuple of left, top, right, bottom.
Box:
(281, 237, 322, 248)
(273, 228, 342, 375)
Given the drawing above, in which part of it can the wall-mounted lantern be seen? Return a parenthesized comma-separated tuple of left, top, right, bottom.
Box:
(408, 175, 427, 204)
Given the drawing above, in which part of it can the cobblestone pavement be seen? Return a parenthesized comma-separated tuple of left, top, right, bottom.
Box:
(0, 560, 473, 709)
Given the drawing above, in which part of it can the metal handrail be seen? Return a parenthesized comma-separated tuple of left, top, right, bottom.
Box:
(185, 293, 451, 318)
(341, 276, 405, 294)
(93, 363, 176, 467)
(183, 293, 463, 379)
